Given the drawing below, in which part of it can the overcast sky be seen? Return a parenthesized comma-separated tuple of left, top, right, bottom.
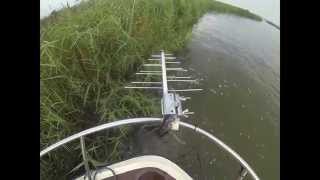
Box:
(219, 0, 280, 26)
(41, 0, 280, 26)
(40, 0, 81, 18)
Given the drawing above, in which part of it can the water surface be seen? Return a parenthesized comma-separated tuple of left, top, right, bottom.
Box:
(135, 13, 279, 180)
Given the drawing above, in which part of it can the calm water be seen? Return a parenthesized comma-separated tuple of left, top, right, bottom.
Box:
(134, 13, 279, 180)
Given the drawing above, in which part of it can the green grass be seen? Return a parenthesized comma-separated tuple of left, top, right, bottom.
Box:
(40, 0, 261, 179)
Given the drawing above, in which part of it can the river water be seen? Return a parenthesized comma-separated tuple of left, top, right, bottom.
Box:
(133, 13, 279, 180)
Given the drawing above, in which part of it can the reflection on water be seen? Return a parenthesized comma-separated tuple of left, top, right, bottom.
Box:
(134, 13, 279, 180)
(179, 13, 280, 180)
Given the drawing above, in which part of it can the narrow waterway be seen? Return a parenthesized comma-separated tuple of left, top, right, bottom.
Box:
(134, 13, 279, 180)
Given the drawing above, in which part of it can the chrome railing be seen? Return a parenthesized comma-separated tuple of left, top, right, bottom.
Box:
(40, 117, 260, 180)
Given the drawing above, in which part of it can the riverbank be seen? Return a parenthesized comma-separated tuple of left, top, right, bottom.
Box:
(40, 0, 262, 179)
(265, 19, 280, 30)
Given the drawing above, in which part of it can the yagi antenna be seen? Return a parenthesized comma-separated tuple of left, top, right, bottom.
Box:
(125, 50, 202, 131)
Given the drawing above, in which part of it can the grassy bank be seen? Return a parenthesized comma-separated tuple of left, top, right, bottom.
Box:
(40, 0, 261, 179)
(265, 19, 280, 30)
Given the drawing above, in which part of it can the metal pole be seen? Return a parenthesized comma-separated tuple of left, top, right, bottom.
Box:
(161, 50, 172, 115)
(167, 80, 197, 82)
(161, 50, 168, 96)
(165, 57, 177, 60)
(168, 89, 203, 92)
(166, 68, 187, 71)
(140, 71, 162, 73)
(135, 73, 162, 75)
(167, 76, 192, 79)
(237, 166, 248, 180)
(131, 82, 162, 84)
(80, 137, 91, 180)
(143, 64, 161, 67)
(124, 86, 162, 89)
(166, 62, 180, 64)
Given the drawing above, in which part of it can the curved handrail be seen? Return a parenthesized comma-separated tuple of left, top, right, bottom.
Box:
(40, 117, 260, 180)
(40, 118, 162, 157)
(179, 122, 259, 180)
